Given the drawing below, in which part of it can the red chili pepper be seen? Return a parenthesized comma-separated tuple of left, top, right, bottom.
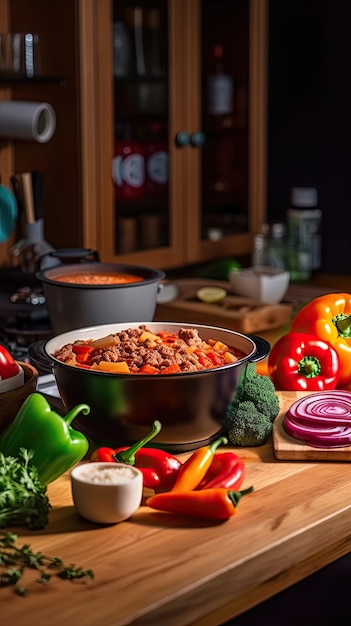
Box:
(268, 332, 340, 391)
(196, 451, 245, 490)
(91, 421, 181, 491)
(171, 436, 228, 492)
(146, 486, 254, 521)
(0, 345, 20, 380)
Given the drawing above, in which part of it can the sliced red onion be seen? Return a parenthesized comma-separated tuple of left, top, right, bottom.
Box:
(283, 390, 351, 448)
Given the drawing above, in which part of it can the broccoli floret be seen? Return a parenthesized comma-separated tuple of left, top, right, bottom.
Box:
(224, 362, 280, 447)
(241, 374, 280, 422)
(225, 400, 273, 447)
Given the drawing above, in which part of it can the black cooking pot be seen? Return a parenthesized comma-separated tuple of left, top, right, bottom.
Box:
(36, 252, 165, 333)
(30, 322, 270, 452)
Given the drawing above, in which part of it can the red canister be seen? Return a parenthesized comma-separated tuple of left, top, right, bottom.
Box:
(145, 121, 168, 201)
(112, 124, 145, 200)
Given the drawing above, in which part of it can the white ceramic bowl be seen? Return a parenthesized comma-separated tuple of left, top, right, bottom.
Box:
(229, 265, 290, 303)
(70, 462, 143, 524)
(0, 364, 24, 393)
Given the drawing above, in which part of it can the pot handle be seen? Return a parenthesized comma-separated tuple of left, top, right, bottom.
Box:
(28, 340, 55, 375)
(246, 335, 271, 363)
(156, 282, 179, 304)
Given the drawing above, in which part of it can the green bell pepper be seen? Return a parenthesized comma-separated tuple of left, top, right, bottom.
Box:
(0, 392, 90, 485)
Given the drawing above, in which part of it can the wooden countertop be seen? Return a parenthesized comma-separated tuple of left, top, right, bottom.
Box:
(3, 392, 351, 626)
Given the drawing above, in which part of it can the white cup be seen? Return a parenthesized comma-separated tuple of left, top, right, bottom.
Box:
(71, 462, 143, 524)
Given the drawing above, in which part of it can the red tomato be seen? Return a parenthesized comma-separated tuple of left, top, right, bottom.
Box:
(0, 345, 20, 379)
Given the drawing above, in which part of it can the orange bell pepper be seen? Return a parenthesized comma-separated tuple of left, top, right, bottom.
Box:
(290, 293, 351, 386)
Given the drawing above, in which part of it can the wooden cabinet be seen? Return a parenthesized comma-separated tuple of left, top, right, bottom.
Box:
(0, 0, 267, 271)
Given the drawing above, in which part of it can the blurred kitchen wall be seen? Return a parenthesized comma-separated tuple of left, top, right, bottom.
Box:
(267, 0, 351, 275)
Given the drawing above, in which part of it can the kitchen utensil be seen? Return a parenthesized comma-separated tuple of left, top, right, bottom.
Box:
(31, 171, 43, 220)
(21, 171, 35, 223)
(30, 321, 270, 452)
(0, 184, 17, 242)
(36, 261, 165, 333)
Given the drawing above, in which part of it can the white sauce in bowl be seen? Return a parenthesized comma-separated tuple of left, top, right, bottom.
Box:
(77, 464, 137, 484)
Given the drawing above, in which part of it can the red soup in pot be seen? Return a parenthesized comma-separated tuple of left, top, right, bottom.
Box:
(53, 324, 247, 374)
(52, 272, 144, 285)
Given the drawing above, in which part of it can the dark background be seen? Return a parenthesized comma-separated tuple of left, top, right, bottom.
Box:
(267, 0, 351, 275)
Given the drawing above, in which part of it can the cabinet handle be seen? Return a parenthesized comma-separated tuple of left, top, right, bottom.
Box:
(190, 131, 205, 147)
(175, 131, 190, 147)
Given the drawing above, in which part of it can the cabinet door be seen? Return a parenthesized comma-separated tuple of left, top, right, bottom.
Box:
(80, 0, 267, 268)
(183, 0, 267, 264)
(81, 0, 188, 268)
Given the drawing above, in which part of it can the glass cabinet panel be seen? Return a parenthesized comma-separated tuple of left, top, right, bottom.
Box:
(200, 0, 250, 242)
(111, 0, 169, 255)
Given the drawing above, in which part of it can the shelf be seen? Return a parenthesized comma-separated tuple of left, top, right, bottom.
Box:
(0, 73, 67, 85)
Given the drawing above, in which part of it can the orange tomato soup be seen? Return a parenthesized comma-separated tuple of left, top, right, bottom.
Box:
(52, 272, 144, 285)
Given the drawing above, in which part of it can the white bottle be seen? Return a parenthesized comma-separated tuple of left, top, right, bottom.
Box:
(207, 44, 233, 116)
(252, 223, 269, 266)
(287, 187, 322, 272)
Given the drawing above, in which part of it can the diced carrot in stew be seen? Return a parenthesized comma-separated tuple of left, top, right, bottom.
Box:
(91, 361, 130, 373)
(158, 331, 178, 344)
(160, 363, 181, 374)
(224, 351, 238, 364)
(210, 340, 229, 353)
(138, 364, 158, 374)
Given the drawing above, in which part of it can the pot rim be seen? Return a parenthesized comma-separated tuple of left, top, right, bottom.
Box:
(41, 321, 269, 377)
(36, 262, 165, 289)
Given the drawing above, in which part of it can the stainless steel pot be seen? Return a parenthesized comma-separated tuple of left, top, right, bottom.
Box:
(36, 258, 165, 333)
(31, 322, 270, 452)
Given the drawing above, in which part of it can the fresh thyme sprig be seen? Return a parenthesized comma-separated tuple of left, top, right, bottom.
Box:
(0, 532, 94, 596)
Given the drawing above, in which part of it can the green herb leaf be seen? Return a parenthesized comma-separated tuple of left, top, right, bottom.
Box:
(0, 533, 94, 596)
(0, 449, 50, 530)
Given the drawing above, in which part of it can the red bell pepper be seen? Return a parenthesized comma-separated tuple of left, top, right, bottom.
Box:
(268, 332, 340, 391)
(0, 345, 20, 380)
(196, 451, 245, 490)
(91, 421, 181, 491)
(290, 293, 351, 386)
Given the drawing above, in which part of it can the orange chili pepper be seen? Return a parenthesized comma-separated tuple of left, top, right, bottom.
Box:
(146, 486, 254, 521)
(171, 436, 228, 492)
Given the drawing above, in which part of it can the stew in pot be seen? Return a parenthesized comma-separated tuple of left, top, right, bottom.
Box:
(53, 325, 247, 374)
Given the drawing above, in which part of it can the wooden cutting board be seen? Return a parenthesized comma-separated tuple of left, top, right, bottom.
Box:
(274, 391, 351, 461)
(155, 279, 293, 334)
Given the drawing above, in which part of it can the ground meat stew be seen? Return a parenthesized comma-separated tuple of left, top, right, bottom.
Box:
(53, 325, 247, 374)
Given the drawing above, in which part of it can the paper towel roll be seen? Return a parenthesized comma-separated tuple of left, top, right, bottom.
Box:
(0, 101, 56, 142)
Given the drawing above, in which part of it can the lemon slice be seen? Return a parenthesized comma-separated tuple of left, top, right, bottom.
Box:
(196, 286, 227, 303)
